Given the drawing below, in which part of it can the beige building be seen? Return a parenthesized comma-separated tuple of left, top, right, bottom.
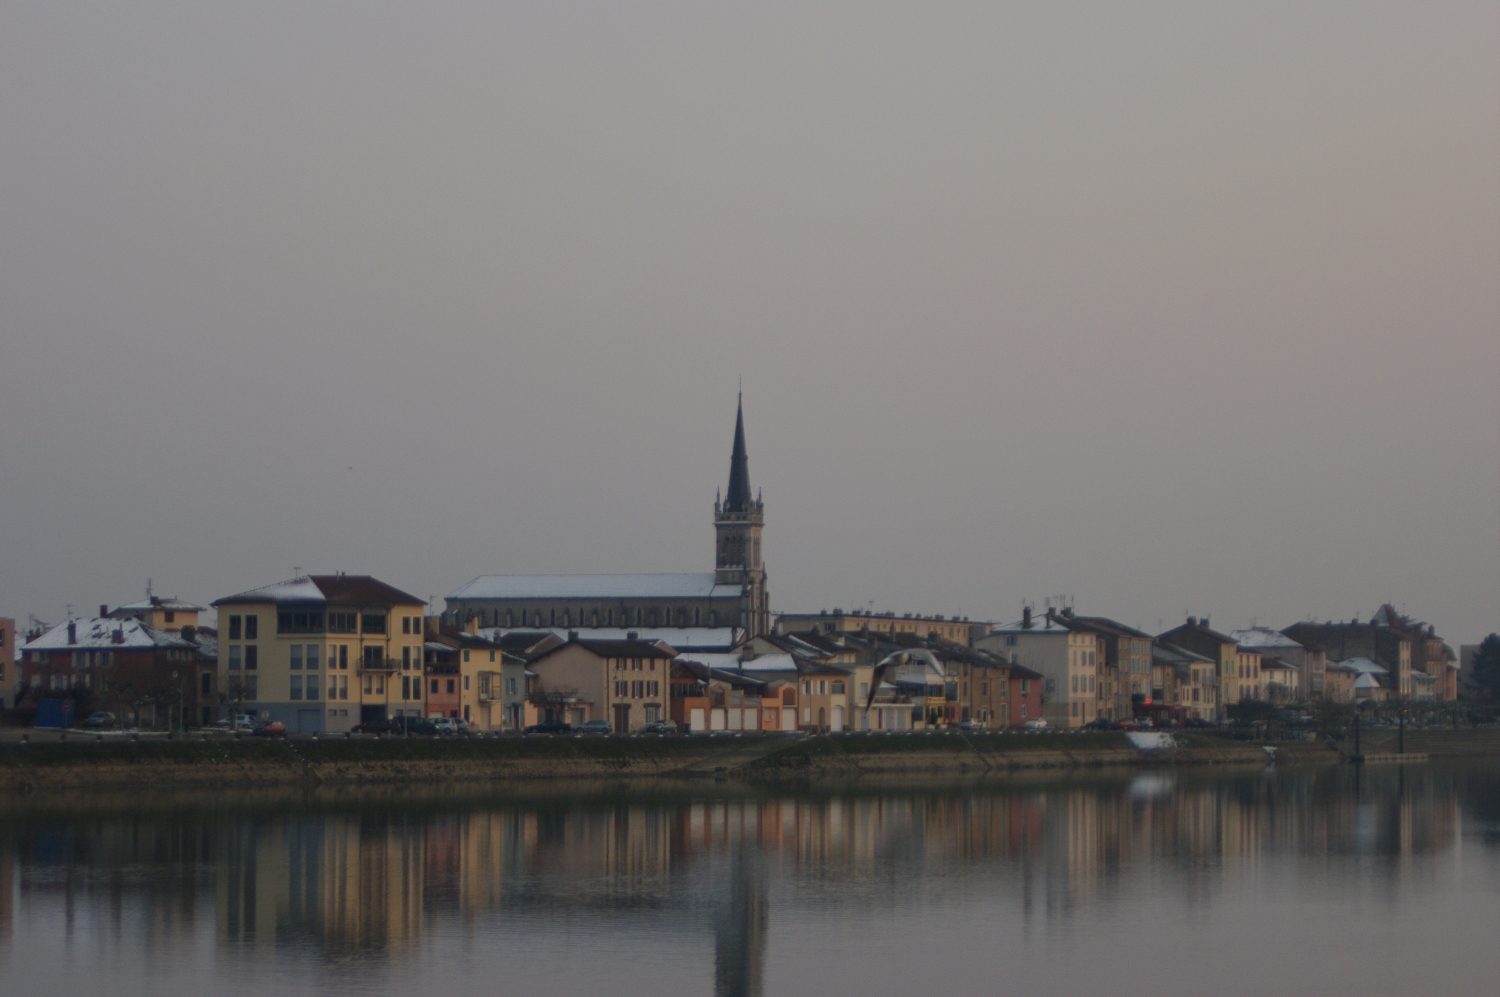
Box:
(974, 607, 1099, 727)
(527, 635, 675, 731)
(775, 609, 976, 646)
(1157, 618, 1241, 717)
(211, 574, 427, 733)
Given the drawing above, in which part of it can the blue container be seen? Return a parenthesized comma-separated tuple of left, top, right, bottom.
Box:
(36, 698, 76, 729)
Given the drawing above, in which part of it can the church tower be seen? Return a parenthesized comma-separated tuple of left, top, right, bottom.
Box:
(714, 396, 769, 636)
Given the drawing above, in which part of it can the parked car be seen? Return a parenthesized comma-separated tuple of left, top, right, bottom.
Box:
(643, 720, 678, 734)
(81, 712, 118, 729)
(1184, 717, 1216, 729)
(524, 720, 574, 734)
(1022, 718, 1049, 731)
(432, 718, 460, 735)
(575, 719, 612, 734)
(957, 718, 987, 732)
(213, 713, 260, 730)
(1084, 718, 1121, 731)
(252, 720, 287, 737)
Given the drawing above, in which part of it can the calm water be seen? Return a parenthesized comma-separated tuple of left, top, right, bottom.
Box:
(0, 763, 1496, 997)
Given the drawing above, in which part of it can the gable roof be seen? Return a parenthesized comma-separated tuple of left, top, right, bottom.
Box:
(213, 575, 423, 607)
(447, 573, 741, 601)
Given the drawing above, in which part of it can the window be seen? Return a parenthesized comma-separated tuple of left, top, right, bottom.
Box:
(403, 647, 412, 670)
(859, 682, 869, 699)
(632, 681, 643, 698)
(463, 650, 470, 662)
(363, 646, 386, 669)
(1005, 635, 1017, 647)
(305, 644, 319, 669)
(431, 679, 439, 694)
(290, 646, 303, 670)
(1020, 679, 1030, 695)
(1072, 702, 1079, 717)
(375, 676, 383, 695)
(507, 677, 517, 695)
(363, 676, 373, 695)
(831, 681, 845, 695)
(446, 679, 455, 694)
(290, 675, 303, 700)
(329, 612, 357, 634)
(201, 673, 212, 696)
(645, 706, 661, 723)
(338, 675, 348, 700)
(244, 615, 258, 639)
(463, 675, 470, 691)
(228, 646, 242, 670)
(245, 646, 258, 671)
(402, 616, 411, 635)
(278, 611, 324, 634)
(242, 675, 258, 700)
(337, 645, 348, 670)
(229, 616, 241, 640)
(361, 613, 386, 635)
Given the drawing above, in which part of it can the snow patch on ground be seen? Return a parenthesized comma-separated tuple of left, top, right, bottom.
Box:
(1126, 731, 1176, 751)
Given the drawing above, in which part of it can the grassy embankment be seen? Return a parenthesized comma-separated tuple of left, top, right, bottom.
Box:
(0, 727, 1320, 793)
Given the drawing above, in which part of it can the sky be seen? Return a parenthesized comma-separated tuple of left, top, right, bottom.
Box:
(1, 2, 1496, 646)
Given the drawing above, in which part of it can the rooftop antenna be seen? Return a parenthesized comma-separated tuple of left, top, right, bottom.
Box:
(146, 578, 153, 599)
(292, 565, 302, 578)
(65, 603, 74, 620)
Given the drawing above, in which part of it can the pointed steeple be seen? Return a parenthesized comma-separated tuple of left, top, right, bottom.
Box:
(724, 393, 753, 513)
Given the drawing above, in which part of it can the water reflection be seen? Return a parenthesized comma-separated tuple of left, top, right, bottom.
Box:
(1, 763, 1495, 997)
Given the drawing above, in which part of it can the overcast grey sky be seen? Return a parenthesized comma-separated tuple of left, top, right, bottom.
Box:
(1, 2, 1496, 645)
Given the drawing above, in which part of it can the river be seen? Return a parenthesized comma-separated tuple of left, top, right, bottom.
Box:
(0, 761, 1495, 996)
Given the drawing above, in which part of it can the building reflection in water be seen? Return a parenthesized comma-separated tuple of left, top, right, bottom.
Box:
(0, 763, 1487, 992)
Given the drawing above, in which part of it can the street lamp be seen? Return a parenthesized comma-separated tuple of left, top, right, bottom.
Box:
(171, 670, 180, 733)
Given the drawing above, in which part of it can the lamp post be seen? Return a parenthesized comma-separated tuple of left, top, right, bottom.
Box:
(171, 670, 181, 733)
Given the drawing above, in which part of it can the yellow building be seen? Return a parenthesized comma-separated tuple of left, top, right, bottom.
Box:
(211, 574, 427, 733)
(775, 609, 977, 645)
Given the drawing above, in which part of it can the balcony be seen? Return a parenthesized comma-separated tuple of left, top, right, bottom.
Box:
(357, 651, 397, 673)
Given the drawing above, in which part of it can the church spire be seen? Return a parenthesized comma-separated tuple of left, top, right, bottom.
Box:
(724, 393, 753, 513)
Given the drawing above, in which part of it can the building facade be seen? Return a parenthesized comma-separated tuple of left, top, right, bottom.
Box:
(211, 574, 427, 733)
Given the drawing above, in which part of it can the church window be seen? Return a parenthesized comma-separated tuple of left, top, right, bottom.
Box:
(694, 608, 700, 626)
(608, 609, 614, 626)
(550, 609, 556, 626)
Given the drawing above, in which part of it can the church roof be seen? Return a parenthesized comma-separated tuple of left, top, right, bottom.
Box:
(723, 395, 754, 513)
(448, 573, 742, 601)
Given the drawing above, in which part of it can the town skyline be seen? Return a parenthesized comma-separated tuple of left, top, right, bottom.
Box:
(1, 4, 1494, 648)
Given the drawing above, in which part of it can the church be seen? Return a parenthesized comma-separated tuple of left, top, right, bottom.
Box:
(444, 398, 771, 635)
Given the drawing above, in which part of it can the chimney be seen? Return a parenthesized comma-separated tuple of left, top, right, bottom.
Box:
(464, 616, 479, 636)
(181, 625, 196, 645)
(100, 604, 109, 617)
(1202, 615, 1210, 628)
(1187, 616, 1197, 627)
(67, 621, 76, 645)
(1022, 606, 1032, 629)
(112, 627, 124, 644)
(740, 645, 756, 662)
(1062, 607, 1074, 619)
(626, 630, 638, 641)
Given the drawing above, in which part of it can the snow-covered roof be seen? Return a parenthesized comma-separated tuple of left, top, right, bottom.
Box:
(22, 618, 193, 652)
(1328, 656, 1387, 675)
(677, 651, 800, 674)
(478, 626, 742, 651)
(1229, 628, 1304, 650)
(1354, 673, 1382, 689)
(113, 597, 206, 613)
(213, 575, 423, 607)
(447, 573, 741, 601)
(986, 618, 1075, 635)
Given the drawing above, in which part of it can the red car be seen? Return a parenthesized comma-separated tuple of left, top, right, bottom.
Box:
(252, 720, 287, 737)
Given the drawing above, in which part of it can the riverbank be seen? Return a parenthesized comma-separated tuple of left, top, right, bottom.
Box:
(0, 727, 1491, 795)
